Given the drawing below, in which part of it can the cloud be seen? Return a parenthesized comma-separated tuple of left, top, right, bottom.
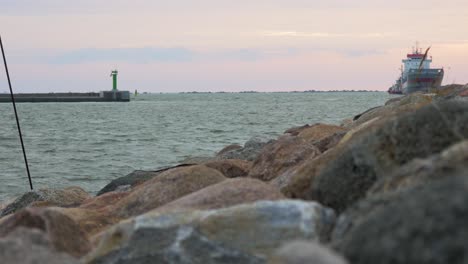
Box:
(10, 46, 385, 65)
(263, 31, 346, 37)
(34, 47, 301, 64)
(262, 31, 396, 38)
(48, 47, 195, 64)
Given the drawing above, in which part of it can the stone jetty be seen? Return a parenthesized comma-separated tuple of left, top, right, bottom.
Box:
(0, 84, 467, 263)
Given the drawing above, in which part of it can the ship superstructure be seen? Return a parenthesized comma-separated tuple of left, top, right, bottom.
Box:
(388, 44, 444, 94)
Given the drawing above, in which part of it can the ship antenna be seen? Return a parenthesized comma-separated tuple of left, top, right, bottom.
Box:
(0, 35, 34, 190)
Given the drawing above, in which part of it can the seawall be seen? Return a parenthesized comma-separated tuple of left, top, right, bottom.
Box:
(0, 90, 130, 103)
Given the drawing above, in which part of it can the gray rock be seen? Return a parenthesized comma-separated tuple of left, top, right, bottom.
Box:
(336, 175, 468, 264)
(0, 192, 41, 217)
(85, 200, 336, 264)
(311, 101, 468, 212)
(97, 164, 194, 196)
(369, 140, 468, 194)
(216, 144, 243, 156)
(1, 187, 90, 217)
(270, 241, 348, 264)
(0, 227, 79, 264)
(217, 135, 276, 161)
(179, 156, 214, 164)
(331, 192, 397, 243)
(350, 93, 433, 128)
(284, 124, 311, 136)
(333, 141, 468, 244)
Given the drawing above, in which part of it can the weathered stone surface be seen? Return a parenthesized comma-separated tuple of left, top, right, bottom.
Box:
(81, 191, 130, 210)
(434, 84, 468, 101)
(297, 123, 347, 143)
(203, 159, 252, 178)
(85, 200, 335, 263)
(350, 93, 433, 128)
(270, 145, 342, 199)
(270, 241, 348, 264)
(284, 124, 311, 136)
(217, 135, 276, 161)
(179, 156, 214, 164)
(0, 207, 92, 257)
(156, 178, 285, 213)
(1, 187, 90, 217)
(337, 175, 468, 264)
(249, 135, 321, 181)
(97, 164, 194, 196)
(369, 140, 468, 194)
(51, 166, 227, 239)
(311, 101, 468, 212)
(53, 207, 121, 239)
(113, 165, 226, 218)
(0, 227, 79, 264)
(331, 192, 396, 244)
(313, 130, 347, 153)
(270, 118, 383, 199)
(216, 144, 243, 156)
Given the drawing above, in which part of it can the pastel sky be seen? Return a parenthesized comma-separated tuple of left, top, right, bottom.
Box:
(1, 0, 467, 92)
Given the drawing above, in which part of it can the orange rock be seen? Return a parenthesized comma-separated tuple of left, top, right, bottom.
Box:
(0, 207, 92, 258)
(112, 165, 227, 218)
(297, 124, 347, 143)
(155, 178, 285, 213)
(249, 135, 321, 181)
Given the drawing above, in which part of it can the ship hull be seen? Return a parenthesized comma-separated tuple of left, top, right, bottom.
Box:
(402, 69, 444, 94)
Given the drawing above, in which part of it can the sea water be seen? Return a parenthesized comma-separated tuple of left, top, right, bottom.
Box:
(0, 92, 393, 200)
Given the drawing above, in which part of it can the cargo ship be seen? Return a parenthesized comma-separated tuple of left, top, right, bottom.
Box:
(388, 44, 444, 94)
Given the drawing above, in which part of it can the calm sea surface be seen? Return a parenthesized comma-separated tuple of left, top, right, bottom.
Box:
(0, 92, 393, 201)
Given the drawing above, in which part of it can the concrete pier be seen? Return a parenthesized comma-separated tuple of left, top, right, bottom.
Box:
(0, 91, 130, 103)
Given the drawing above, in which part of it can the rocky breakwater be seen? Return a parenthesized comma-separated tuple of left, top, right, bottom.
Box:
(0, 84, 467, 263)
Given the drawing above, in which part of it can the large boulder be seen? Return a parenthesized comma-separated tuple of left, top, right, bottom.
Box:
(270, 117, 384, 199)
(350, 93, 433, 128)
(434, 84, 468, 101)
(249, 135, 321, 181)
(155, 178, 285, 213)
(0, 227, 79, 264)
(113, 165, 226, 218)
(216, 144, 243, 156)
(203, 159, 252, 178)
(48, 166, 227, 239)
(311, 101, 468, 212)
(369, 140, 468, 194)
(216, 135, 276, 161)
(1, 187, 90, 217)
(313, 130, 347, 153)
(336, 175, 468, 264)
(284, 124, 311, 136)
(96, 164, 194, 196)
(270, 145, 343, 199)
(270, 241, 348, 264)
(85, 200, 336, 263)
(297, 123, 347, 143)
(0, 207, 92, 257)
(47, 166, 227, 239)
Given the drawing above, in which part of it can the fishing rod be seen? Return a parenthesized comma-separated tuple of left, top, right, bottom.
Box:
(0, 35, 33, 190)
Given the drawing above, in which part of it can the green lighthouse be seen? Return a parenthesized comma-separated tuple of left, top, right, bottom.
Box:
(110, 70, 118, 91)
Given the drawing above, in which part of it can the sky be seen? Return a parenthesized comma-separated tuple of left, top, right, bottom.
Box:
(1, 0, 468, 93)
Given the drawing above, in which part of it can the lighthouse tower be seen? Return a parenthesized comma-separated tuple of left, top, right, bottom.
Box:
(110, 70, 118, 91)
